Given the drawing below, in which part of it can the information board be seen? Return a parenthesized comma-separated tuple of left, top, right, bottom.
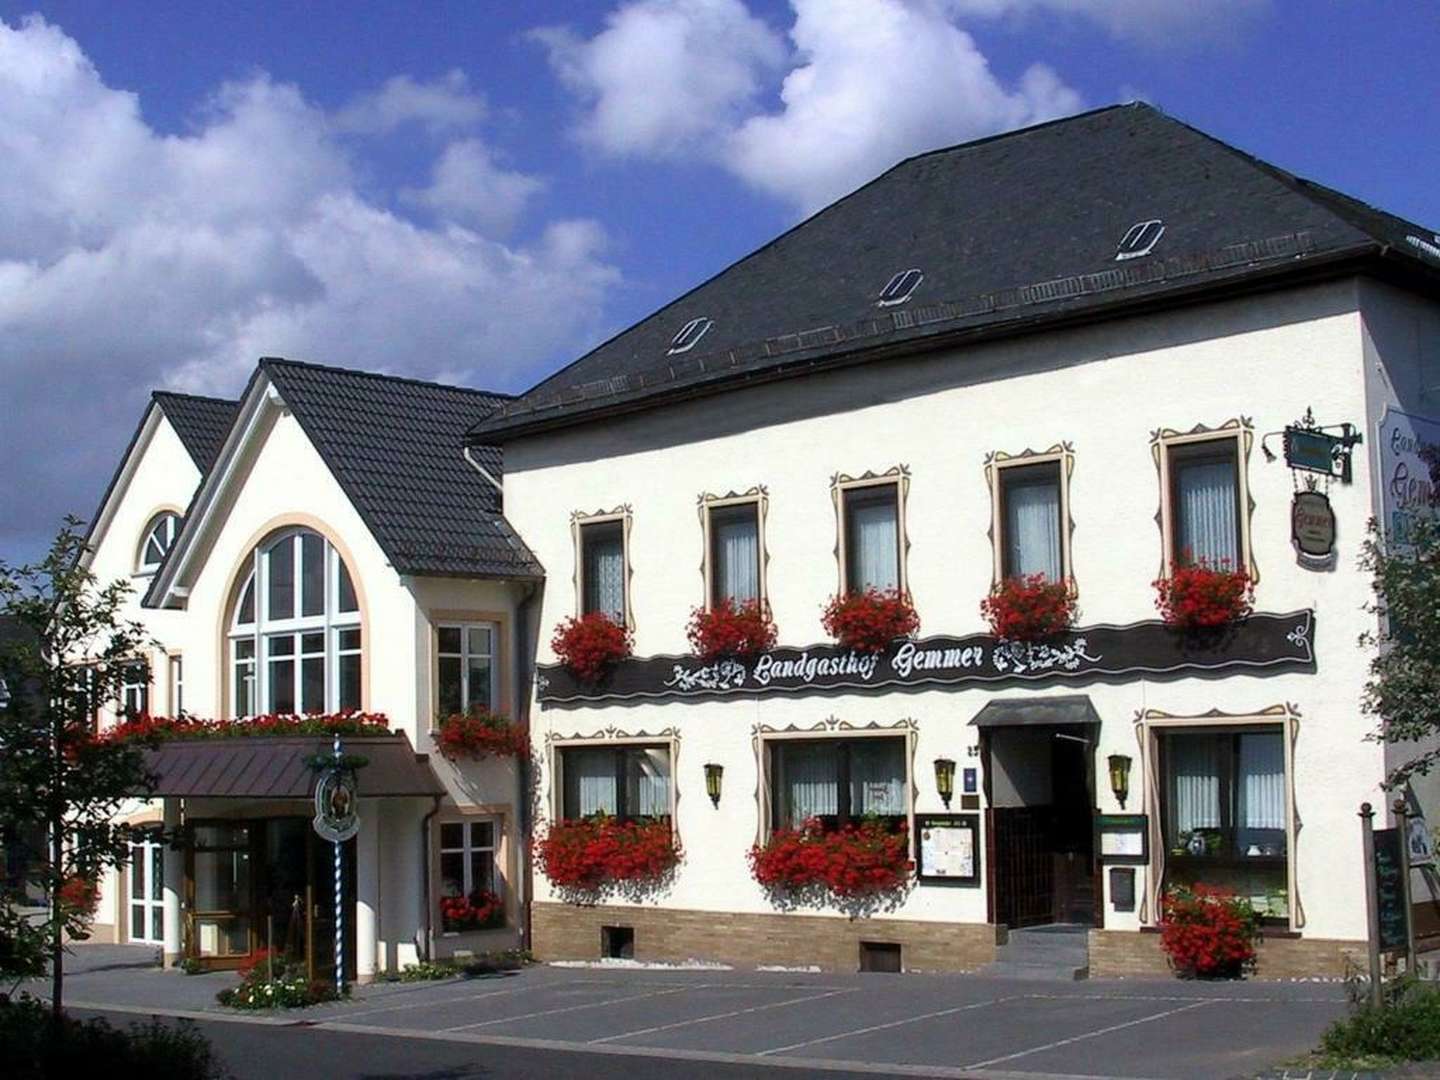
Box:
(915, 813, 980, 885)
(1374, 826, 1410, 953)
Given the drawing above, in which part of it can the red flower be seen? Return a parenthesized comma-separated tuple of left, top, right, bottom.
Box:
(1158, 883, 1260, 978)
(434, 710, 528, 760)
(551, 613, 634, 681)
(57, 874, 100, 919)
(101, 710, 392, 744)
(535, 818, 680, 891)
(980, 574, 1077, 642)
(440, 889, 505, 931)
(748, 819, 912, 898)
(687, 598, 777, 661)
(820, 589, 920, 654)
(1153, 552, 1254, 630)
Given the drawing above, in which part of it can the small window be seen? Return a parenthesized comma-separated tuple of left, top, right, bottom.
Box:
(1116, 219, 1164, 260)
(842, 484, 901, 593)
(579, 520, 627, 623)
(667, 317, 713, 355)
(707, 501, 761, 607)
(168, 655, 183, 716)
(1168, 439, 1241, 568)
(439, 819, 500, 908)
(877, 268, 923, 307)
(769, 737, 907, 834)
(138, 512, 181, 573)
(437, 623, 497, 717)
(560, 744, 671, 822)
(998, 462, 1065, 582)
(121, 663, 149, 719)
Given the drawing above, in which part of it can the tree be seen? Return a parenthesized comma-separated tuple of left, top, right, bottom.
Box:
(1360, 447, 1440, 787)
(0, 518, 157, 1017)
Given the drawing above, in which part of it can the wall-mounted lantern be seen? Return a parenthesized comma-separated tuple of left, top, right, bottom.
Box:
(704, 763, 724, 808)
(934, 757, 956, 810)
(1108, 754, 1132, 810)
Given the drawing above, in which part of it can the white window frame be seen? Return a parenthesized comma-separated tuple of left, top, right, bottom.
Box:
(436, 621, 500, 716)
(121, 663, 149, 718)
(438, 817, 501, 901)
(128, 828, 164, 945)
(136, 511, 181, 575)
(168, 654, 183, 716)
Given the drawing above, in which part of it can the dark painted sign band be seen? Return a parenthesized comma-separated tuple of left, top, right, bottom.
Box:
(536, 610, 1316, 707)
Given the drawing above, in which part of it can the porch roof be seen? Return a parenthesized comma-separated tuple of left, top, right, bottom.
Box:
(969, 695, 1100, 728)
(140, 733, 446, 799)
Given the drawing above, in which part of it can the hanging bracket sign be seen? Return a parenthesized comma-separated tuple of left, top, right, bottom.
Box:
(313, 765, 360, 843)
(1272, 408, 1362, 483)
(1291, 489, 1337, 566)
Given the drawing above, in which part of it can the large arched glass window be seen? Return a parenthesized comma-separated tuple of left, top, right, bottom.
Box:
(137, 512, 182, 573)
(229, 529, 361, 717)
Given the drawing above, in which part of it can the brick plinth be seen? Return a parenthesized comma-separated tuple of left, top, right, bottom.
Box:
(532, 902, 1002, 973)
(1088, 929, 1366, 979)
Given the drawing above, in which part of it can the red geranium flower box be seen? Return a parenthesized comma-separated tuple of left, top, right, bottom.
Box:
(1153, 555, 1254, 629)
(980, 574, 1077, 642)
(103, 711, 392, 744)
(551, 612, 634, 681)
(1158, 883, 1260, 978)
(535, 817, 680, 892)
(440, 889, 505, 932)
(687, 598, 777, 661)
(435, 710, 528, 760)
(820, 588, 919, 654)
(748, 818, 912, 899)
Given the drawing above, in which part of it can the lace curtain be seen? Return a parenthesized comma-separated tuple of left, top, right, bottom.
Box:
(712, 509, 759, 603)
(1005, 479, 1061, 580)
(583, 526, 625, 621)
(1175, 457, 1238, 566)
(848, 494, 898, 591)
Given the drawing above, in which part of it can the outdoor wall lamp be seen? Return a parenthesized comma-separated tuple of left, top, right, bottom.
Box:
(704, 763, 724, 808)
(933, 757, 956, 810)
(1108, 754, 1132, 810)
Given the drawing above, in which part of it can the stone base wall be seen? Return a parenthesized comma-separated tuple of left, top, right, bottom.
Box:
(533, 902, 1002, 973)
(1088, 929, 1367, 980)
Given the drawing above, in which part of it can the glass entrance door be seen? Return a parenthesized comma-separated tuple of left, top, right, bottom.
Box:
(128, 828, 164, 944)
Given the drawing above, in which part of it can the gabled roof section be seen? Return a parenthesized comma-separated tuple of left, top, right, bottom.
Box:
(471, 102, 1440, 441)
(152, 392, 240, 474)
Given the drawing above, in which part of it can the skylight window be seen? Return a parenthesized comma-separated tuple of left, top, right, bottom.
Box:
(1116, 219, 1165, 261)
(667, 317, 713, 355)
(877, 268, 923, 307)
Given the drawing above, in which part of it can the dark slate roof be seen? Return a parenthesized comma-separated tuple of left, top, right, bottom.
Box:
(152, 392, 239, 474)
(260, 358, 543, 579)
(472, 102, 1440, 441)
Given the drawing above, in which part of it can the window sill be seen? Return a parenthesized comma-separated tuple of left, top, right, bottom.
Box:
(440, 925, 510, 939)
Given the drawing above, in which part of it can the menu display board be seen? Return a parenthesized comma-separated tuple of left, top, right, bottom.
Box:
(1095, 814, 1149, 865)
(1374, 827, 1410, 953)
(915, 813, 980, 885)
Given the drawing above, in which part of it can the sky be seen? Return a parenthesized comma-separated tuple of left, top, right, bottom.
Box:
(1, 0, 1437, 567)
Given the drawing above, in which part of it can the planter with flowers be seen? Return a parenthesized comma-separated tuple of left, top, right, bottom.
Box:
(1153, 556, 1254, 630)
(748, 818, 913, 911)
(103, 711, 392, 744)
(535, 816, 680, 899)
(980, 574, 1077, 642)
(440, 888, 505, 933)
(57, 874, 100, 938)
(434, 710, 528, 760)
(1158, 883, 1260, 978)
(820, 588, 920, 654)
(551, 612, 634, 681)
(687, 598, 777, 661)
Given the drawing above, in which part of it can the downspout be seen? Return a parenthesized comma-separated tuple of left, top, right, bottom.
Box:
(419, 795, 442, 961)
(463, 447, 505, 499)
(515, 579, 542, 955)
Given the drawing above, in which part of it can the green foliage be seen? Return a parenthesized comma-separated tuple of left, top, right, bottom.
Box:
(0, 992, 230, 1079)
(387, 949, 532, 982)
(216, 952, 341, 1009)
(1315, 976, 1440, 1067)
(389, 959, 460, 982)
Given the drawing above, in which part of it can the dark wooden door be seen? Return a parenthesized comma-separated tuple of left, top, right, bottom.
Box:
(992, 806, 1054, 928)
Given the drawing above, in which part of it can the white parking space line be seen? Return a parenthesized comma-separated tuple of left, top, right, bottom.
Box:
(335, 978, 564, 1022)
(757, 994, 1021, 1055)
(963, 998, 1219, 1069)
(589, 987, 860, 1044)
(441, 985, 694, 1032)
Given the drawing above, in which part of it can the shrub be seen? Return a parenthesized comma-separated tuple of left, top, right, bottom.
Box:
(1158, 883, 1259, 978)
(1317, 976, 1440, 1066)
(460, 948, 531, 976)
(217, 950, 339, 1010)
(1152, 555, 1254, 630)
(550, 613, 633, 681)
(749, 818, 912, 899)
(56, 874, 100, 920)
(439, 888, 505, 932)
(434, 711, 528, 760)
(980, 574, 1077, 642)
(687, 598, 777, 661)
(391, 959, 460, 982)
(535, 817, 679, 892)
(820, 588, 919, 653)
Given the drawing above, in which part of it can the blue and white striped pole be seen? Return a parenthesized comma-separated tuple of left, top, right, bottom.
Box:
(333, 732, 344, 992)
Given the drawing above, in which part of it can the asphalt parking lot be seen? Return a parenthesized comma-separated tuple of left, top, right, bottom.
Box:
(51, 946, 1349, 1079)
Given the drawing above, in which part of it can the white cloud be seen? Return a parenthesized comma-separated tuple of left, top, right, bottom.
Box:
(940, 0, 1271, 45)
(532, 0, 786, 157)
(332, 69, 488, 134)
(0, 16, 618, 557)
(402, 138, 546, 236)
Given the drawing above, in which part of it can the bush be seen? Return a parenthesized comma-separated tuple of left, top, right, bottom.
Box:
(0, 992, 230, 1079)
(820, 588, 919, 653)
(1152, 555, 1254, 630)
(980, 574, 1077, 642)
(749, 818, 912, 899)
(687, 598, 777, 661)
(1158, 883, 1259, 978)
(389, 950, 532, 982)
(216, 950, 340, 1010)
(434, 711, 528, 760)
(535, 817, 679, 892)
(550, 613, 633, 681)
(1316, 977, 1440, 1067)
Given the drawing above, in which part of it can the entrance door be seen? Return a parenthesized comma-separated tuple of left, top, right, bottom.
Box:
(128, 828, 164, 944)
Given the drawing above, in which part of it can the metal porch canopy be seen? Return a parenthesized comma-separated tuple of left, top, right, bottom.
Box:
(969, 695, 1100, 728)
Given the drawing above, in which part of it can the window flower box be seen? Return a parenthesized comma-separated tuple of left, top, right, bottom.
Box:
(434, 710, 528, 760)
(102, 711, 392, 744)
(1158, 883, 1260, 978)
(686, 598, 777, 661)
(748, 818, 912, 900)
(535, 817, 679, 893)
(439, 889, 505, 933)
(1153, 556, 1254, 630)
(980, 574, 1077, 642)
(820, 588, 919, 654)
(550, 613, 634, 681)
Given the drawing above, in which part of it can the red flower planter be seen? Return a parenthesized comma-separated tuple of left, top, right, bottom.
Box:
(1153, 557, 1254, 629)
(687, 598, 777, 661)
(57, 874, 100, 919)
(551, 613, 634, 681)
(535, 817, 680, 892)
(820, 588, 920, 654)
(980, 574, 1077, 642)
(1159, 884, 1260, 978)
(748, 819, 912, 899)
(434, 711, 528, 760)
(440, 889, 505, 932)
(103, 711, 392, 743)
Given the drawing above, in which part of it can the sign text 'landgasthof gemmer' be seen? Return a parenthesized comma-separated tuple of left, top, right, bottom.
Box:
(535, 611, 1316, 706)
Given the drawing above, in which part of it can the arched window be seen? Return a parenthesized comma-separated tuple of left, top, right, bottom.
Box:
(137, 512, 182, 573)
(229, 529, 361, 717)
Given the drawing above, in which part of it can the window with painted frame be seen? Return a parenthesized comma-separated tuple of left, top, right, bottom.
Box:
(576, 515, 629, 625)
(837, 479, 904, 594)
(766, 736, 908, 836)
(704, 498, 763, 608)
(1158, 430, 1252, 575)
(558, 744, 672, 823)
(438, 818, 504, 931)
(437, 622, 499, 718)
(992, 458, 1069, 584)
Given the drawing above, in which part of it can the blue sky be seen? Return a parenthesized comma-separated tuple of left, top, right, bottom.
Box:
(1, 1, 1436, 566)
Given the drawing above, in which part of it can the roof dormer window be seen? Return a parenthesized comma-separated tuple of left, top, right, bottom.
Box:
(667, 317, 713, 355)
(1116, 219, 1165, 261)
(877, 268, 923, 307)
(137, 511, 182, 574)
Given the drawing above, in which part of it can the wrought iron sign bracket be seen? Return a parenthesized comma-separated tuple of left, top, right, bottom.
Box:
(1261, 407, 1363, 484)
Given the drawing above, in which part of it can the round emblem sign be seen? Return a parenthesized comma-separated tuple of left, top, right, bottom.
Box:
(1291, 490, 1336, 563)
(313, 767, 360, 842)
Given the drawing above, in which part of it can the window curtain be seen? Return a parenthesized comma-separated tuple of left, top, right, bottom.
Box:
(584, 530, 625, 621)
(1175, 458, 1239, 565)
(564, 748, 617, 817)
(781, 743, 838, 824)
(628, 748, 671, 818)
(1005, 480, 1061, 580)
(1170, 736, 1221, 833)
(1238, 732, 1286, 831)
(849, 740, 905, 816)
(850, 497, 898, 591)
(713, 512, 759, 603)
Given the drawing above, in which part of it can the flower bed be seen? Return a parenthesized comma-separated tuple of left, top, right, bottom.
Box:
(439, 888, 505, 932)
(102, 711, 391, 744)
(687, 598, 777, 661)
(749, 818, 912, 899)
(434, 710, 528, 759)
(820, 588, 919, 653)
(1158, 883, 1260, 978)
(535, 817, 679, 892)
(980, 574, 1077, 642)
(1153, 557, 1254, 629)
(551, 612, 633, 681)
(218, 949, 340, 1009)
